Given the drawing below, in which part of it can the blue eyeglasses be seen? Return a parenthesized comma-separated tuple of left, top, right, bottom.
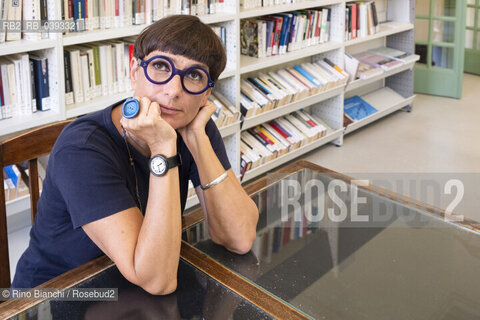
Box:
(138, 55, 215, 95)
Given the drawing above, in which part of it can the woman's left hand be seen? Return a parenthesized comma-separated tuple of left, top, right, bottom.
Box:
(178, 100, 217, 144)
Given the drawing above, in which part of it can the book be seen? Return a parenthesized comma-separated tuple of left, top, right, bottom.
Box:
(39, 0, 48, 38)
(63, 51, 74, 105)
(65, 48, 84, 103)
(79, 51, 91, 101)
(73, 0, 86, 32)
(358, 2, 367, 38)
(209, 95, 226, 127)
(344, 95, 378, 121)
(366, 2, 375, 35)
(212, 91, 240, 124)
(369, 47, 420, 64)
(370, 1, 379, 33)
(240, 92, 259, 118)
(344, 113, 354, 127)
(5, 0, 23, 41)
(344, 53, 359, 82)
(323, 58, 350, 83)
(30, 55, 51, 111)
(354, 51, 403, 71)
(0, 1, 8, 43)
(345, 6, 350, 41)
(356, 61, 383, 80)
(240, 19, 261, 58)
(0, 58, 15, 118)
(276, 13, 292, 55)
(23, 0, 42, 41)
(346, 3, 357, 39)
(8, 54, 33, 115)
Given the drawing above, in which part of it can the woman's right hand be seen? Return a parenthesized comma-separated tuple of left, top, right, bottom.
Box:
(120, 96, 177, 155)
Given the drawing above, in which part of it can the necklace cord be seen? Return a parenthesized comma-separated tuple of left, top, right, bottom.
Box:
(122, 127, 143, 212)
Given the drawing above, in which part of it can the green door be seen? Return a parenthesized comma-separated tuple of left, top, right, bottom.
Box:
(414, 0, 467, 99)
(465, 0, 480, 74)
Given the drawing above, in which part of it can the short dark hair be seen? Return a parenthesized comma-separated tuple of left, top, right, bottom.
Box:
(134, 15, 227, 82)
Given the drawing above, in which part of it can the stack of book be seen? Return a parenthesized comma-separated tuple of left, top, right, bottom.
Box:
(240, 58, 348, 118)
(0, 53, 51, 120)
(209, 91, 240, 128)
(0, 0, 50, 42)
(345, 1, 379, 40)
(240, 110, 328, 177)
(62, 0, 226, 33)
(240, 8, 332, 58)
(344, 47, 418, 82)
(368, 47, 420, 64)
(354, 51, 403, 71)
(64, 39, 134, 105)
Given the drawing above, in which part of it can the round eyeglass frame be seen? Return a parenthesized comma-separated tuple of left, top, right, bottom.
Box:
(138, 55, 215, 95)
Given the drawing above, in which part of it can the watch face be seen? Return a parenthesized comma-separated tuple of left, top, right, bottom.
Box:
(150, 155, 167, 176)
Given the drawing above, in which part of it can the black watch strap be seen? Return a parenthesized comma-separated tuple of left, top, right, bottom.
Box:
(166, 153, 182, 170)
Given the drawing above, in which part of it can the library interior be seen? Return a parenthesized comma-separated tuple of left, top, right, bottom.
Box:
(1, 0, 480, 319)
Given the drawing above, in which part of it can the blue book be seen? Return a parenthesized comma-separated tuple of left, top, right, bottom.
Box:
(4, 165, 19, 187)
(73, 0, 86, 31)
(288, 13, 297, 51)
(293, 65, 321, 87)
(275, 14, 291, 55)
(344, 96, 378, 121)
(30, 56, 50, 111)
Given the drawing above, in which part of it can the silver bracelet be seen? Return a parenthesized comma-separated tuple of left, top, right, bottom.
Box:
(201, 171, 228, 190)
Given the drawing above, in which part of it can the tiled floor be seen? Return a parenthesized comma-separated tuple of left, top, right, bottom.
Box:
(8, 73, 480, 282)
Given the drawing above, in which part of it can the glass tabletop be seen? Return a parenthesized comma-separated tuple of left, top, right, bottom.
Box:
(184, 168, 480, 320)
(8, 260, 273, 320)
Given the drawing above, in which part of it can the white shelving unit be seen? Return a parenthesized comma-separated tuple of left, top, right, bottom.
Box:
(0, 39, 58, 56)
(239, 0, 341, 19)
(3, 0, 416, 221)
(240, 41, 343, 74)
(62, 25, 149, 46)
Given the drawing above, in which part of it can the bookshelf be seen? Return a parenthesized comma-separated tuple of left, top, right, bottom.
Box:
(2, 0, 416, 224)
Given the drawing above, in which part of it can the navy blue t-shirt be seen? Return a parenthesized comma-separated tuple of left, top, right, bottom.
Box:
(12, 101, 231, 288)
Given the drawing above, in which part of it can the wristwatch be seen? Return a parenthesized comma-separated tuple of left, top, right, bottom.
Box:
(149, 154, 182, 177)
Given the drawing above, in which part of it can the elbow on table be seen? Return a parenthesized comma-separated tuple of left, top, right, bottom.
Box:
(228, 208, 259, 255)
(226, 231, 257, 255)
(141, 278, 178, 296)
(228, 241, 254, 255)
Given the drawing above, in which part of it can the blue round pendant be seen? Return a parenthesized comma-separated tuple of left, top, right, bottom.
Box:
(122, 98, 140, 119)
